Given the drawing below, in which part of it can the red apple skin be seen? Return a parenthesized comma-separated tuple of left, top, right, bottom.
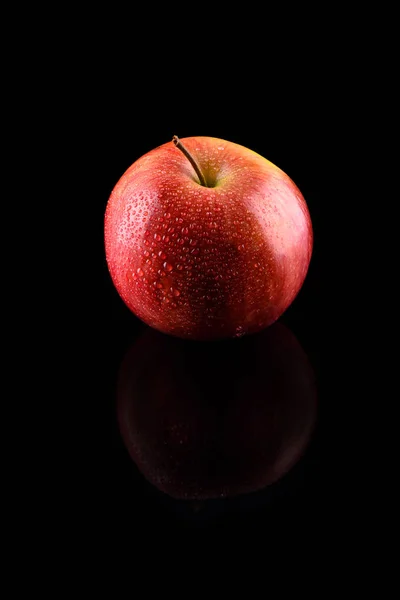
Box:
(105, 136, 313, 340)
(116, 323, 317, 500)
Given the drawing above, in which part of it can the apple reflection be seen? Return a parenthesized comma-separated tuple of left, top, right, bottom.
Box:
(116, 322, 317, 500)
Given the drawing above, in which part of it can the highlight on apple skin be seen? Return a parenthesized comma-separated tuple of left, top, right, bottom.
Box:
(104, 136, 313, 340)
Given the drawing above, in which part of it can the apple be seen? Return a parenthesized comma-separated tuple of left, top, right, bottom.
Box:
(105, 136, 313, 340)
(117, 323, 317, 499)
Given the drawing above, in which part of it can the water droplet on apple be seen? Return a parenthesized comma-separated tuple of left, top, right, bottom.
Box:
(163, 262, 173, 272)
(136, 268, 144, 277)
(154, 233, 161, 241)
(158, 250, 166, 259)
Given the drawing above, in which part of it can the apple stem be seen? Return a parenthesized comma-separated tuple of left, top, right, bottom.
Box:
(172, 136, 208, 187)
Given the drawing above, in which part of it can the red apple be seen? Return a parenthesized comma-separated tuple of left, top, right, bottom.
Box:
(105, 136, 313, 340)
(117, 323, 317, 499)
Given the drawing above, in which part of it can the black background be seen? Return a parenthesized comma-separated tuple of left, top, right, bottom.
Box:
(48, 21, 370, 563)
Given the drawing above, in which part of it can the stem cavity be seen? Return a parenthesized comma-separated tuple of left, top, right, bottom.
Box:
(172, 135, 207, 187)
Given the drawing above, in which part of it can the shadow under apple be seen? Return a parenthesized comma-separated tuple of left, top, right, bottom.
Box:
(116, 322, 317, 500)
